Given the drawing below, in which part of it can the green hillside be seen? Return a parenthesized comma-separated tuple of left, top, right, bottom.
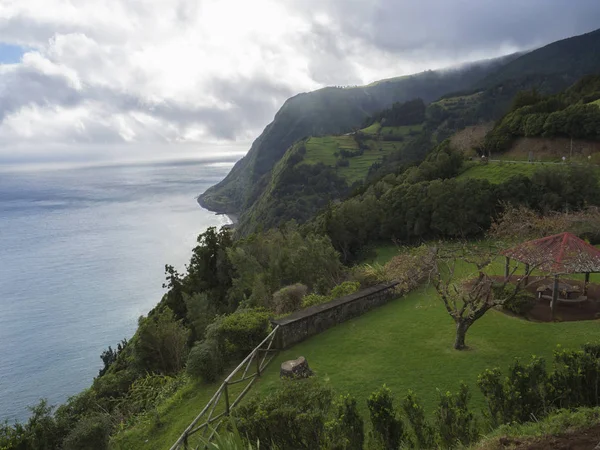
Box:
(457, 162, 539, 183)
(234, 120, 425, 235)
(302, 125, 422, 183)
(198, 58, 516, 215)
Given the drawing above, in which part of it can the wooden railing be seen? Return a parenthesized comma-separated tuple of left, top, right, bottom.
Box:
(169, 325, 280, 450)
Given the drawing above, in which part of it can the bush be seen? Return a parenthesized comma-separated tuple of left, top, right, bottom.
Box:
(434, 383, 478, 448)
(187, 339, 224, 382)
(63, 414, 112, 450)
(493, 283, 536, 315)
(327, 394, 364, 450)
(352, 264, 387, 288)
(549, 345, 600, 409)
(272, 284, 308, 315)
(330, 281, 361, 299)
(133, 307, 190, 375)
(402, 390, 434, 449)
(209, 309, 272, 357)
(367, 385, 404, 450)
(478, 356, 548, 427)
(301, 293, 331, 308)
(234, 378, 334, 449)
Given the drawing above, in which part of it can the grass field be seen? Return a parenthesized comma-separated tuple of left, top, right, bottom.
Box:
(361, 122, 381, 135)
(457, 161, 538, 183)
(303, 134, 404, 183)
(254, 281, 600, 421)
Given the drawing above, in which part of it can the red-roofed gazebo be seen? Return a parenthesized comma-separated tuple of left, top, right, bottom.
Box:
(501, 232, 600, 318)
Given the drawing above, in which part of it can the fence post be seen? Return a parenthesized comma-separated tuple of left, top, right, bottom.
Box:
(183, 435, 188, 450)
(256, 349, 261, 376)
(224, 383, 230, 415)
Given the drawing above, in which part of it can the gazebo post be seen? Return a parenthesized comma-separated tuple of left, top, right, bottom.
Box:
(584, 272, 590, 296)
(551, 275, 559, 320)
(524, 263, 530, 286)
(505, 257, 510, 279)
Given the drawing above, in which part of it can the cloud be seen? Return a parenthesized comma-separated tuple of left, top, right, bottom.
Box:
(0, 0, 599, 158)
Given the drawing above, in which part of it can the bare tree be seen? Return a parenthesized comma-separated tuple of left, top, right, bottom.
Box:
(433, 247, 538, 350)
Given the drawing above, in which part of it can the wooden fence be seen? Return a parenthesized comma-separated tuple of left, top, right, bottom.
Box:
(169, 325, 280, 450)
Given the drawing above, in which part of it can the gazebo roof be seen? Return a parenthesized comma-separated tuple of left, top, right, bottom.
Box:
(501, 232, 600, 274)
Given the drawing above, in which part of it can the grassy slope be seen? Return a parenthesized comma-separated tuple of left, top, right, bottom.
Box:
(474, 407, 600, 449)
(302, 124, 421, 183)
(457, 162, 538, 183)
(111, 368, 252, 449)
(458, 160, 600, 184)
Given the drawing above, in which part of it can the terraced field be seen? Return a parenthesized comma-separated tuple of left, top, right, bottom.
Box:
(301, 123, 422, 183)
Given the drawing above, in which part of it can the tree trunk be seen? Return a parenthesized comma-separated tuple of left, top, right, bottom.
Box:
(454, 321, 470, 350)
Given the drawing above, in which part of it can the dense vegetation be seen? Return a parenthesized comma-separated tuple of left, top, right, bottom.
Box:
(310, 139, 600, 263)
(485, 75, 600, 153)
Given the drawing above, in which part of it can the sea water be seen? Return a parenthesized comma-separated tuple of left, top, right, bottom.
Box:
(0, 157, 234, 422)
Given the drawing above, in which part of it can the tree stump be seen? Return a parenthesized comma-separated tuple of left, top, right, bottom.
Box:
(280, 356, 313, 379)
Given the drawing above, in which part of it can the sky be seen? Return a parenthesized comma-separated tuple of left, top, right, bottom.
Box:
(1, 0, 600, 163)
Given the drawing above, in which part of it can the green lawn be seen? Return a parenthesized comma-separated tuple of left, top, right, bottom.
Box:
(361, 122, 381, 135)
(254, 283, 600, 419)
(458, 162, 538, 183)
(459, 161, 600, 183)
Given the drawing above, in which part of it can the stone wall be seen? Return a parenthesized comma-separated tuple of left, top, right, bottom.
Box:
(271, 282, 400, 349)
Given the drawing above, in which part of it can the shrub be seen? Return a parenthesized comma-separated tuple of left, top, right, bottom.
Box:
(549, 345, 600, 409)
(63, 414, 112, 450)
(478, 356, 549, 427)
(133, 307, 190, 375)
(434, 383, 478, 448)
(352, 264, 387, 288)
(327, 394, 364, 450)
(209, 309, 272, 357)
(123, 374, 182, 416)
(234, 378, 334, 449)
(272, 284, 308, 315)
(330, 281, 361, 299)
(186, 339, 224, 382)
(301, 293, 331, 308)
(402, 390, 434, 449)
(367, 385, 404, 450)
(493, 283, 536, 315)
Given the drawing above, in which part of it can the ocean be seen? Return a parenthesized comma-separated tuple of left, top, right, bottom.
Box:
(0, 157, 234, 422)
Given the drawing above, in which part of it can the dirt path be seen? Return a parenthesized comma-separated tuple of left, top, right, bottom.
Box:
(494, 424, 600, 449)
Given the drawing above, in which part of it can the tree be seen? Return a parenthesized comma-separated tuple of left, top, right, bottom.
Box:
(433, 247, 536, 350)
(134, 307, 190, 374)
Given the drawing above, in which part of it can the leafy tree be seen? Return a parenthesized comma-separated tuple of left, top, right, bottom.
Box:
(133, 307, 190, 375)
(62, 414, 111, 450)
(98, 339, 128, 377)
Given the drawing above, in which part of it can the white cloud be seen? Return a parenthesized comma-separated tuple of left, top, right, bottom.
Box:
(0, 0, 599, 160)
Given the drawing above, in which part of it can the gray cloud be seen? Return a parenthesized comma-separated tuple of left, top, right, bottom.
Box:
(0, 0, 599, 155)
